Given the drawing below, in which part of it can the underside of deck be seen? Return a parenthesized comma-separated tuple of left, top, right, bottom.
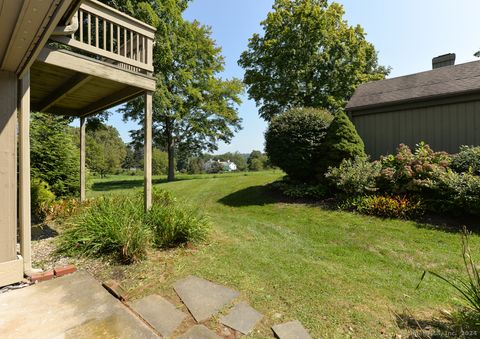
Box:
(31, 47, 156, 117)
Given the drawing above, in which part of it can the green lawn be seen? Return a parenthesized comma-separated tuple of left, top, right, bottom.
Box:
(88, 171, 478, 338)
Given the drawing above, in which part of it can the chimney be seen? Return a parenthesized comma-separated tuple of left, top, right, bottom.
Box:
(432, 53, 456, 69)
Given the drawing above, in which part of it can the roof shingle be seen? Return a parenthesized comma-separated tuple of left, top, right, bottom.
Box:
(346, 60, 480, 111)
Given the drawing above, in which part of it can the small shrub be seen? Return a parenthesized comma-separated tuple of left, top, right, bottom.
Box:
(353, 195, 424, 219)
(452, 146, 480, 175)
(48, 198, 90, 221)
(435, 170, 480, 215)
(31, 178, 56, 221)
(317, 110, 366, 178)
(57, 195, 152, 263)
(325, 156, 381, 196)
(265, 107, 334, 182)
(378, 142, 451, 194)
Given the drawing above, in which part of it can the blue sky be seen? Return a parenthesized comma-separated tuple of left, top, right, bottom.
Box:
(105, 0, 480, 154)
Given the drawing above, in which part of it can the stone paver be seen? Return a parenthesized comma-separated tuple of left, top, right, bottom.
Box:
(129, 294, 186, 337)
(272, 320, 312, 339)
(173, 276, 239, 322)
(177, 325, 221, 339)
(0, 272, 157, 339)
(220, 302, 263, 335)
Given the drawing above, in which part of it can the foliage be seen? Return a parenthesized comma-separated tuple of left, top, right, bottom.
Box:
(57, 194, 151, 263)
(152, 148, 169, 175)
(317, 110, 366, 178)
(451, 146, 480, 175)
(31, 112, 79, 197)
(214, 152, 247, 171)
(265, 107, 334, 181)
(31, 179, 56, 221)
(378, 142, 451, 194)
(206, 161, 224, 174)
(57, 189, 209, 263)
(86, 124, 127, 177)
(435, 170, 480, 215)
(353, 195, 424, 219)
(112, 0, 244, 181)
(418, 229, 480, 323)
(325, 156, 381, 196)
(247, 150, 270, 171)
(238, 0, 389, 121)
(270, 180, 327, 200)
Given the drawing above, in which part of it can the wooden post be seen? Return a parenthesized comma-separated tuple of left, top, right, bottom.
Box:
(80, 117, 86, 202)
(18, 70, 32, 275)
(144, 92, 152, 211)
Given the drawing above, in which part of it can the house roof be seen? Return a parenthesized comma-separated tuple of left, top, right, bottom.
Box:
(346, 59, 480, 111)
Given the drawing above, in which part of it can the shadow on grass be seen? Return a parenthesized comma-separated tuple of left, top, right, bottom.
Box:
(413, 213, 480, 235)
(92, 178, 181, 192)
(394, 312, 450, 338)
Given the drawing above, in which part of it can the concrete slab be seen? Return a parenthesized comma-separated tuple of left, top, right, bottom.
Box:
(0, 271, 158, 339)
(272, 320, 312, 339)
(178, 325, 221, 339)
(129, 294, 186, 337)
(220, 302, 263, 335)
(173, 276, 239, 322)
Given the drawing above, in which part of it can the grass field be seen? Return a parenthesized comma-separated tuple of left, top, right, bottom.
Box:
(87, 171, 479, 338)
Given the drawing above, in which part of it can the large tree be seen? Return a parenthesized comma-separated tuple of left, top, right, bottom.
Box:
(103, 0, 243, 181)
(239, 0, 389, 121)
(86, 124, 127, 177)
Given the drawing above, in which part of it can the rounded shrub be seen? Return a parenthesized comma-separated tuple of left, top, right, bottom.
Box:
(317, 110, 366, 179)
(452, 145, 480, 175)
(265, 107, 334, 182)
(31, 178, 56, 221)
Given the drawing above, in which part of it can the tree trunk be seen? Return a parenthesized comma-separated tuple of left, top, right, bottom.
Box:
(166, 118, 175, 182)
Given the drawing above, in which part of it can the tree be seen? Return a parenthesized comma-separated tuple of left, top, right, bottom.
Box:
(247, 150, 269, 171)
(239, 0, 389, 121)
(152, 148, 169, 175)
(105, 0, 244, 182)
(265, 107, 333, 182)
(86, 124, 127, 177)
(31, 112, 79, 197)
(317, 110, 366, 179)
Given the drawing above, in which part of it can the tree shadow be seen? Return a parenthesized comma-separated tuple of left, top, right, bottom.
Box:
(218, 184, 319, 207)
(413, 213, 480, 235)
(394, 312, 451, 338)
(91, 178, 181, 192)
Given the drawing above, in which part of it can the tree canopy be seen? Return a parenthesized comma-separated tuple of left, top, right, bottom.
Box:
(102, 0, 244, 181)
(239, 0, 389, 121)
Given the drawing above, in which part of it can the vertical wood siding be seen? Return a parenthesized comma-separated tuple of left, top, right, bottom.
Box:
(352, 100, 480, 158)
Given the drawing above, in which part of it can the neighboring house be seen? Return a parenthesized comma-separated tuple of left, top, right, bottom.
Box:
(204, 159, 238, 172)
(0, 0, 156, 287)
(346, 54, 480, 158)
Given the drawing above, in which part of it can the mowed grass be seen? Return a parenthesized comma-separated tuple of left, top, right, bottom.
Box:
(88, 171, 480, 338)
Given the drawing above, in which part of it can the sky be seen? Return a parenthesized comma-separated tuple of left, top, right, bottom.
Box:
(105, 0, 480, 154)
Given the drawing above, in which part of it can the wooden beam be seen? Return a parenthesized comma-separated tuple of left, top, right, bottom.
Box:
(144, 92, 153, 212)
(80, 117, 86, 202)
(18, 69, 32, 275)
(37, 73, 92, 113)
(79, 86, 145, 117)
(37, 47, 156, 91)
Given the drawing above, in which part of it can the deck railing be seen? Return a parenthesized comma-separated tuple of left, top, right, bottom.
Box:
(50, 0, 155, 74)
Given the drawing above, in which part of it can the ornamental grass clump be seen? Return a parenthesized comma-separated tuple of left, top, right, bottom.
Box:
(57, 189, 209, 263)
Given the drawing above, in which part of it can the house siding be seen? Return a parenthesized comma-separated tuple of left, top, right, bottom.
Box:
(350, 99, 480, 158)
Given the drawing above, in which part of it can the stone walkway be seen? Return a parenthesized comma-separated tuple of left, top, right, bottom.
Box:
(0, 271, 312, 338)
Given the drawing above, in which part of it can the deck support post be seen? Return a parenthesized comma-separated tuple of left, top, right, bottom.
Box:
(144, 92, 152, 212)
(80, 117, 86, 202)
(18, 70, 32, 275)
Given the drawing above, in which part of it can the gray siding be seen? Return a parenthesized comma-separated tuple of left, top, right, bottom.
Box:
(351, 100, 480, 158)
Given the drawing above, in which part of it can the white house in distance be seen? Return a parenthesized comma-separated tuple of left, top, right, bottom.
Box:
(204, 159, 238, 172)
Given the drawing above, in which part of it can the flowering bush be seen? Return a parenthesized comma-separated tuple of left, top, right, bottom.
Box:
(378, 142, 451, 194)
(435, 170, 480, 215)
